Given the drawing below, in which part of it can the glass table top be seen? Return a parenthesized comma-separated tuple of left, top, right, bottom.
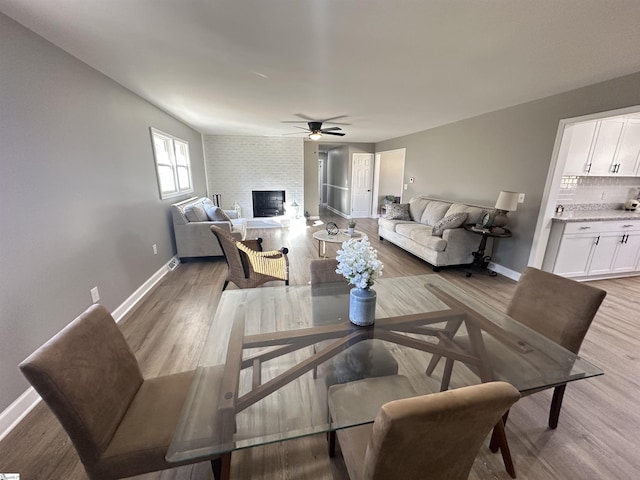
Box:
(167, 274, 603, 462)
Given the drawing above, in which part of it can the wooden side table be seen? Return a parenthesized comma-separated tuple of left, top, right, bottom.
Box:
(464, 224, 512, 277)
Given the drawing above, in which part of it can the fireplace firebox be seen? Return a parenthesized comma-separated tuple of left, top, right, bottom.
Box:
(252, 190, 286, 217)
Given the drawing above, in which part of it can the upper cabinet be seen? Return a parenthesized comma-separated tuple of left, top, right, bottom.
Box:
(562, 117, 640, 177)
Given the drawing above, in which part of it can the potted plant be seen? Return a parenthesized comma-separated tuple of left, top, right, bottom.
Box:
(384, 194, 396, 204)
(347, 219, 357, 235)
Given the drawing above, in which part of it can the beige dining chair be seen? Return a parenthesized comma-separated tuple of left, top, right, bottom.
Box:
(430, 266, 606, 429)
(19, 304, 223, 480)
(211, 225, 289, 290)
(328, 380, 521, 480)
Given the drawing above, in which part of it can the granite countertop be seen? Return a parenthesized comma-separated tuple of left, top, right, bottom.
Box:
(553, 209, 640, 222)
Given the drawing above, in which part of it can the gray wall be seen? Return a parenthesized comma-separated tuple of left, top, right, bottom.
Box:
(303, 141, 319, 217)
(376, 71, 640, 273)
(0, 13, 207, 412)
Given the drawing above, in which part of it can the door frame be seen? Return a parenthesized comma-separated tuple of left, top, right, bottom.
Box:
(372, 148, 406, 217)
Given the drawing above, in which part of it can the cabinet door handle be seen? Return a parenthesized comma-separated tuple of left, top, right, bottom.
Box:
(622, 224, 634, 228)
(586, 163, 592, 173)
(620, 234, 626, 244)
(595, 235, 600, 245)
(625, 234, 629, 244)
(579, 226, 592, 230)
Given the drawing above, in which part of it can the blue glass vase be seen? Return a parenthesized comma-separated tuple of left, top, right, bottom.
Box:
(349, 287, 377, 326)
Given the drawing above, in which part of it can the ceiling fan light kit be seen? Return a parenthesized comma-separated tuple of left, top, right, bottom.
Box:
(283, 116, 348, 140)
(309, 132, 322, 140)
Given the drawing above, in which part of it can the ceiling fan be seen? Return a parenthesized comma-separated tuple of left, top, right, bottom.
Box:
(283, 114, 349, 140)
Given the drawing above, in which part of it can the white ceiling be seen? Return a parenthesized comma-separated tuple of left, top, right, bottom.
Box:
(2, 0, 640, 143)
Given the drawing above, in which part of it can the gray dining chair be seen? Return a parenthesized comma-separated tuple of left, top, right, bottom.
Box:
(19, 304, 223, 480)
(429, 266, 606, 429)
(328, 379, 521, 480)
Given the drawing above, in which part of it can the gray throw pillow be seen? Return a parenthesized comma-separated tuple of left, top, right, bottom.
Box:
(384, 203, 411, 220)
(185, 205, 208, 222)
(432, 212, 468, 236)
(204, 204, 232, 222)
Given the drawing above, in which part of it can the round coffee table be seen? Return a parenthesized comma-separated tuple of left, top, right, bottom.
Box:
(312, 230, 363, 257)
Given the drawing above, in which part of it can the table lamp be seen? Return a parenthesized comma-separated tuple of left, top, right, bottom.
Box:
(493, 191, 519, 228)
(290, 200, 300, 218)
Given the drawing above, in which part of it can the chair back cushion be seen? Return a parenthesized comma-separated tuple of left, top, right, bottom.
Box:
(310, 259, 343, 284)
(363, 382, 520, 480)
(211, 225, 247, 279)
(506, 267, 606, 354)
(19, 305, 143, 464)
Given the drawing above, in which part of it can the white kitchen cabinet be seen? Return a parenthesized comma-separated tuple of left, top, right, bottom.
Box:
(613, 118, 640, 176)
(587, 119, 625, 176)
(562, 121, 597, 176)
(543, 220, 640, 279)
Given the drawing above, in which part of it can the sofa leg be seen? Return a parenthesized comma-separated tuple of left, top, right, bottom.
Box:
(379, 236, 384, 241)
(432, 266, 440, 272)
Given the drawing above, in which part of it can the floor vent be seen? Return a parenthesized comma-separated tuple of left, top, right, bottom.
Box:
(167, 258, 179, 271)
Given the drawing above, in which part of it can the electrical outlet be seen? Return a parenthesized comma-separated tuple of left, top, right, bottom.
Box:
(152, 244, 158, 255)
(518, 193, 525, 203)
(409, 177, 415, 183)
(90, 287, 100, 304)
(404, 184, 408, 190)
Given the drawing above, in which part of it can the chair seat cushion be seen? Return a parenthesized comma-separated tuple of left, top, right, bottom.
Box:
(100, 370, 196, 478)
(336, 423, 373, 480)
(328, 375, 417, 428)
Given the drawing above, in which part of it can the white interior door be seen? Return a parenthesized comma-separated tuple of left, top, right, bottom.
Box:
(351, 153, 374, 217)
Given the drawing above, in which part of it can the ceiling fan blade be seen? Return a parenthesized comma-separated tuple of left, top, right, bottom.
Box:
(319, 115, 348, 123)
(321, 127, 342, 132)
(292, 125, 311, 131)
(323, 131, 346, 136)
(293, 113, 317, 121)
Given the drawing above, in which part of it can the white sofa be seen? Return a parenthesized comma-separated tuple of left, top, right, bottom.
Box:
(171, 197, 243, 259)
(378, 196, 495, 271)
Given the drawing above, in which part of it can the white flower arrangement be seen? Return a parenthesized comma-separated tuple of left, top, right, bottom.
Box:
(335, 235, 384, 289)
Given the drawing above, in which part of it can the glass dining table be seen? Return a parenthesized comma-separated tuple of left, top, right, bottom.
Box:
(166, 274, 603, 479)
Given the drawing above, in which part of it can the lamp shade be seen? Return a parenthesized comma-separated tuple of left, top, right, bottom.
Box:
(495, 191, 519, 212)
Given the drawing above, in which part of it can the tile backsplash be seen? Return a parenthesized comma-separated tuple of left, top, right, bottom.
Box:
(557, 176, 640, 211)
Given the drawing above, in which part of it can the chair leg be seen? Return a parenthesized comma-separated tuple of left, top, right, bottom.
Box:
(549, 384, 567, 429)
(492, 420, 516, 478)
(490, 409, 510, 452)
(211, 453, 231, 480)
(328, 430, 337, 457)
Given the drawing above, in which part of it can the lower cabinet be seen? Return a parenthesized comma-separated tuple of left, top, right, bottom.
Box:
(543, 220, 640, 279)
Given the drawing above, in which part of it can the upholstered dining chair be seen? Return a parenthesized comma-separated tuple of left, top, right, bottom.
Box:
(19, 304, 223, 480)
(211, 225, 289, 290)
(328, 379, 521, 480)
(429, 266, 606, 429)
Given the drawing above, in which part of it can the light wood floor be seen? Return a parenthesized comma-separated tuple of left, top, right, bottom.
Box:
(2, 211, 639, 479)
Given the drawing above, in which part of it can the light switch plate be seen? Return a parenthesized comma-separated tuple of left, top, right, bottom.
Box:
(518, 193, 525, 203)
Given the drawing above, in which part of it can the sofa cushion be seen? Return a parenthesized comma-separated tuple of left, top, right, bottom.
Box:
(204, 204, 232, 222)
(445, 203, 485, 225)
(409, 197, 431, 222)
(378, 218, 414, 232)
(420, 201, 452, 226)
(410, 230, 447, 251)
(384, 203, 411, 220)
(432, 212, 468, 237)
(396, 223, 433, 238)
(184, 205, 208, 222)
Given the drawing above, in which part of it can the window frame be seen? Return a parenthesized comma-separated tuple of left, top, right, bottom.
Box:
(150, 127, 194, 199)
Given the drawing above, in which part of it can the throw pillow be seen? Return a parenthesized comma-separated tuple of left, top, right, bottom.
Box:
(185, 205, 208, 222)
(204, 204, 232, 222)
(432, 212, 468, 236)
(384, 203, 411, 220)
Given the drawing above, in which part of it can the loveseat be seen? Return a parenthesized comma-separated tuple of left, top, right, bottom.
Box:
(378, 196, 495, 270)
(171, 197, 243, 259)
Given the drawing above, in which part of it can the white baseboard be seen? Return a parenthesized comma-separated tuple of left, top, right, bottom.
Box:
(487, 262, 521, 281)
(0, 256, 180, 443)
(326, 205, 348, 218)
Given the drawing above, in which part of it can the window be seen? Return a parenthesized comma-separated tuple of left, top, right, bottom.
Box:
(150, 128, 193, 199)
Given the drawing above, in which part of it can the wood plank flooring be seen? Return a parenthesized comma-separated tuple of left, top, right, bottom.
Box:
(1, 210, 639, 479)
